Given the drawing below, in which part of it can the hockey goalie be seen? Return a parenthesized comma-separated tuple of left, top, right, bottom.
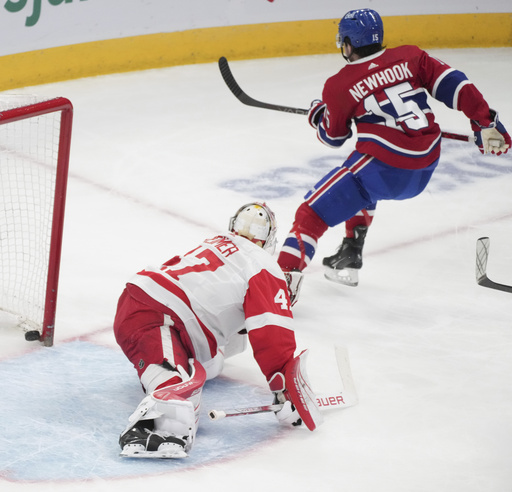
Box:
(113, 202, 322, 459)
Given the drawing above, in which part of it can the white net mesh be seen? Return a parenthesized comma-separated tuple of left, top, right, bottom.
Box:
(0, 96, 63, 333)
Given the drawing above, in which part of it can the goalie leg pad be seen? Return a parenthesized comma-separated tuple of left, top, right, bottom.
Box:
(120, 359, 207, 457)
(152, 397, 196, 451)
(151, 359, 207, 451)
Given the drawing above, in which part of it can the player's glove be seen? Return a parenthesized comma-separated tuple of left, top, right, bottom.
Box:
(308, 99, 326, 129)
(283, 269, 304, 307)
(268, 372, 302, 426)
(471, 109, 511, 155)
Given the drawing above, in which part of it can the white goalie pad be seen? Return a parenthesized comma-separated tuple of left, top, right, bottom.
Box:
(152, 397, 196, 452)
(284, 349, 323, 431)
(119, 395, 193, 459)
(122, 359, 207, 454)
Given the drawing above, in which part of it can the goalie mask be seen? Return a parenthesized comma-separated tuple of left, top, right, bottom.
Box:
(229, 202, 277, 254)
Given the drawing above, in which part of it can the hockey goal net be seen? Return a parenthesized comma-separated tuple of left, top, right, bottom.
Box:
(0, 96, 73, 347)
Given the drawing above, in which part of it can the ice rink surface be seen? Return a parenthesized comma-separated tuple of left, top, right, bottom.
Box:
(1, 48, 512, 491)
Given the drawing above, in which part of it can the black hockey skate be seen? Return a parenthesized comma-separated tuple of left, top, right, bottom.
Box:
(119, 419, 188, 459)
(322, 226, 368, 286)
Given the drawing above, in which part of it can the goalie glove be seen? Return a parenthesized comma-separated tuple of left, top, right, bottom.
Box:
(283, 269, 304, 307)
(268, 350, 323, 431)
(308, 99, 326, 129)
(471, 109, 511, 155)
(269, 373, 302, 426)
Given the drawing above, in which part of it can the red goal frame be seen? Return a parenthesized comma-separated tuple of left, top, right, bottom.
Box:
(0, 97, 73, 346)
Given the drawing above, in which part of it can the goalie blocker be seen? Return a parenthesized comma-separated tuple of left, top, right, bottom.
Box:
(269, 349, 323, 431)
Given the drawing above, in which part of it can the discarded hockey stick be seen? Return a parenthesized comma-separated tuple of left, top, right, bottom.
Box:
(218, 56, 474, 142)
(476, 237, 512, 293)
(208, 346, 358, 421)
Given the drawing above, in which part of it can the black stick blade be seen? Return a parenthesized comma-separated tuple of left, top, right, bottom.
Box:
(218, 57, 309, 115)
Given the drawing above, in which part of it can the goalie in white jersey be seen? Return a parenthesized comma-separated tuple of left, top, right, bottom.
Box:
(114, 202, 322, 459)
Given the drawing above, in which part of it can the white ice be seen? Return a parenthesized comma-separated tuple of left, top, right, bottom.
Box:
(1, 48, 512, 492)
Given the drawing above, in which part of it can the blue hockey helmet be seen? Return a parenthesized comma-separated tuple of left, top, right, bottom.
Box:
(337, 9, 384, 49)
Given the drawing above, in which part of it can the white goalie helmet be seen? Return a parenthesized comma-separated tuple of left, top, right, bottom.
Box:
(229, 202, 277, 254)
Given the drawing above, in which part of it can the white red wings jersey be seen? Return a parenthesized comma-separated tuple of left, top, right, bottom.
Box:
(317, 45, 492, 169)
(127, 233, 296, 381)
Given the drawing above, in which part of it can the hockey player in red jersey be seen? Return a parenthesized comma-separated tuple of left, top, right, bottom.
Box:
(277, 8, 511, 287)
(113, 202, 322, 459)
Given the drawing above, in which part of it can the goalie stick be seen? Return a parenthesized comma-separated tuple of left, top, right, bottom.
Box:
(209, 346, 358, 421)
(208, 392, 352, 421)
(218, 56, 474, 143)
(476, 237, 512, 293)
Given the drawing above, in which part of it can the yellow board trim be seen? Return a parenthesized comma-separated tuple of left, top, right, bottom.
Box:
(1, 13, 510, 90)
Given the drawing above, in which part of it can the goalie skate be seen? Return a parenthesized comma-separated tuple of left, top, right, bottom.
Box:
(119, 359, 206, 459)
(120, 420, 188, 459)
(324, 267, 359, 287)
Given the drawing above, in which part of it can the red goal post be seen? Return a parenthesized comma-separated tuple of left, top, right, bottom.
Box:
(0, 97, 73, 347)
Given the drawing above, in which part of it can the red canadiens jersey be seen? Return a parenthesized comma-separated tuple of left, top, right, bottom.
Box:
(318, 45, 492, 169)
(128, 233, 296, 381)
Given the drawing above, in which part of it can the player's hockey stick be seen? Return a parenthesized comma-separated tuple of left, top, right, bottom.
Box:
(208, 346, 358, 420)
(476, 237, 512, 293)
(218, 56, 309, 116)
(218, 56, 473, 142)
